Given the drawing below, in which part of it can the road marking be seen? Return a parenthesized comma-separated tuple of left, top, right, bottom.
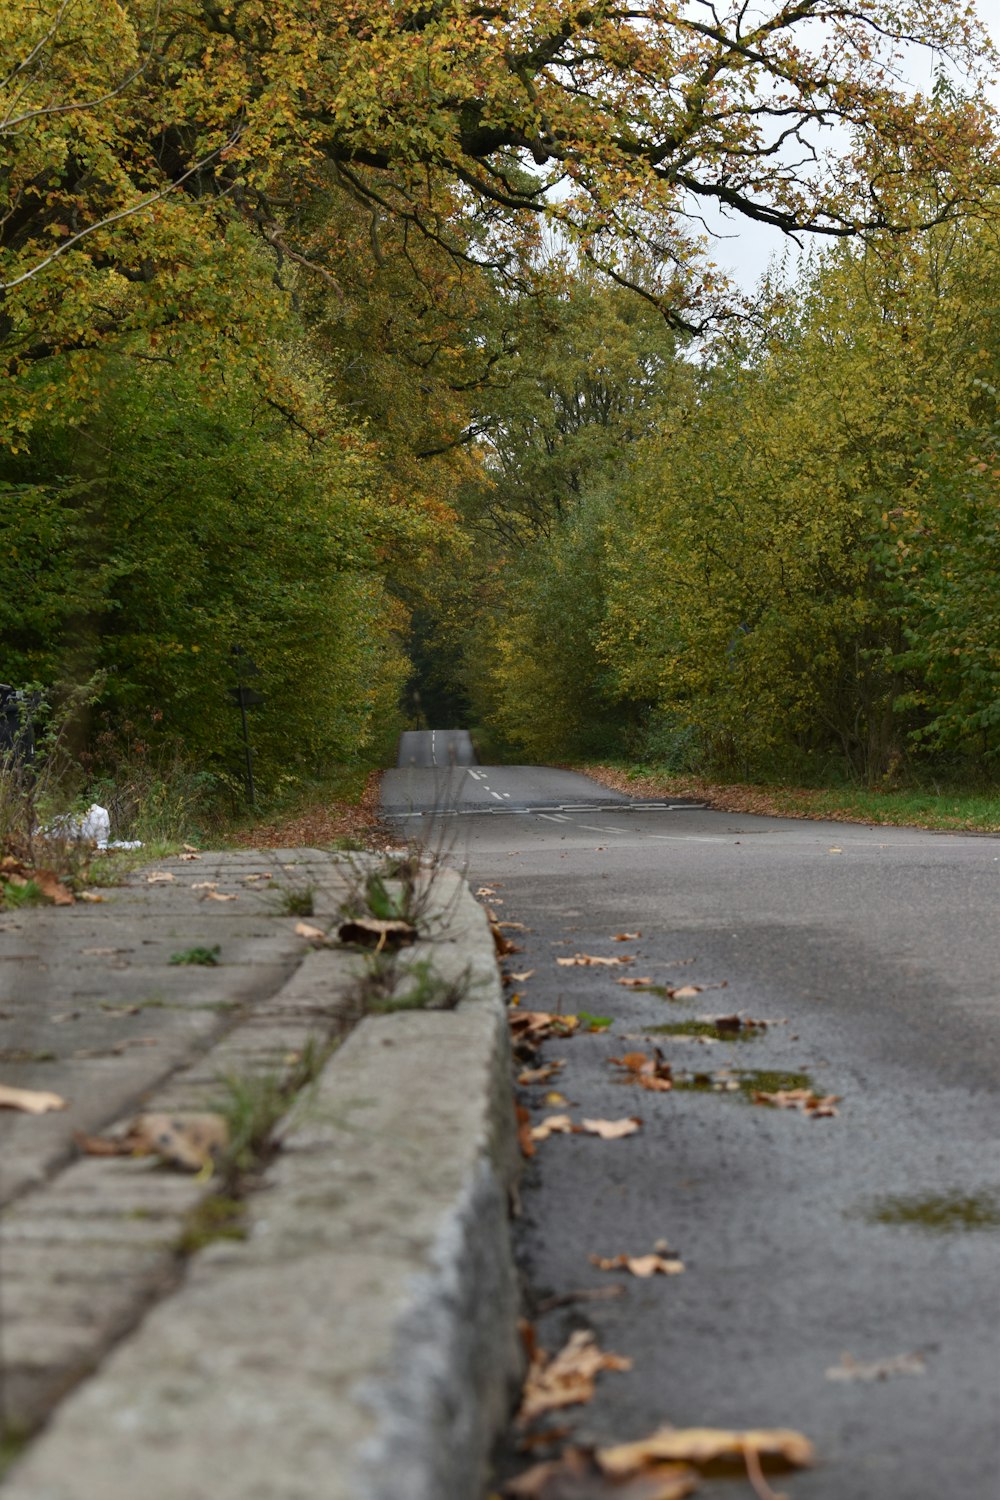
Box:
(467, 770, 486, 781)
(536, 813, 564, 822)
(490, 791, 505, 801)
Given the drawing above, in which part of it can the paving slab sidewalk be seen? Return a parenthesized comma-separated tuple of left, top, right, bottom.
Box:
(0, 849, 521, 1500)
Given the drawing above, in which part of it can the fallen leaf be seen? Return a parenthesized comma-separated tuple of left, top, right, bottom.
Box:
(145, 872, 175, 884)
(509, 1011, 581, 1043)
(590, 1253, 685, 1277)
(81, 946, 122, 957)
(597, 1426, 816, 1477)
(580, 1116, 642, 1139)
(828, 847, 843, 854)
(33, 869, 74, 906)
(752, 1089, 840, 1117)
(190, 881, 218, 891)
(241, 872, 273, 883)
(613, 932, 642, 941)
(669, 985, 703, 999)
(124, 1112, 229, 1171)
(476, 886, 498, 897)
(518, 1062, 564, 1086)
(544, 1090, 568, 1106)
(338, 916, 417, 950)
(516, 1104, 535, 1159)
(182, 843, 199, 853)
(78, 891, 104, 903)
(518, 1329, 632, 1425)
(610, 1051, 673, 1091)
(178, 852, 201, 862)
(0, 1084, 67, 1114)
(505, 1447, 697, 1499)
(75, 1130, 133, 1157)
(493, 923, 522, 956)
(496, 921, 528, 931)
(825, 1351, 926, 1382)
(617, 977, 654, 988)
(510, 970, 536, 982)
(530, 1113, 575, 1142)
(578, 1012, 613, 1032)
(294, 921, 328, 942)
(557, 954, 634, 967)
(204, 890, 238, 902)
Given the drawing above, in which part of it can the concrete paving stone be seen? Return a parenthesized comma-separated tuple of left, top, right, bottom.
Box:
(1, 865, 522, 1500)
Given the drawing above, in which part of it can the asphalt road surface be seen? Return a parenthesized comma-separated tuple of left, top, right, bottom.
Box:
(395, 728, 478, 768)
(381, 745, 1000, 1500)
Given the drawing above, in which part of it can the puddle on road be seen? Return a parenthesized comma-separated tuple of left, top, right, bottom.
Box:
(860, 1191, 1000, 1233)
(643, 1020, 762, 1043)
(673, 1068, 815, 1096)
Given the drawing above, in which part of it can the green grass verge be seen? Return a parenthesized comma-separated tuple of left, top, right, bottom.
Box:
(579, 762, 1000, 834)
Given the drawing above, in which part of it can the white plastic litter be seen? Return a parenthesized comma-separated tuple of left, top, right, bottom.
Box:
(42, 804, 141, 850)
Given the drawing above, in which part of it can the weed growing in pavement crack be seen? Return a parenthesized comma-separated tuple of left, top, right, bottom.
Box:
(169, 944, 220, 966)
(276, 885, 316, 918)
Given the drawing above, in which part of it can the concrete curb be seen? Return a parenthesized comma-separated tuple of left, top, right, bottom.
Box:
(3, 866, 522, 1500)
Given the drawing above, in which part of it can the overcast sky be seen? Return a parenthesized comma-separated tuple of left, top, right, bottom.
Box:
(712, 0, 1000, 291)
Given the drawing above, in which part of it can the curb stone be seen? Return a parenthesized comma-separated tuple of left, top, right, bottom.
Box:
(2, 865, 522, 1500)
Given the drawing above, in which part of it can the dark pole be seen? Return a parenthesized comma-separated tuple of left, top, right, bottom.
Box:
(238, 688, 256, 810)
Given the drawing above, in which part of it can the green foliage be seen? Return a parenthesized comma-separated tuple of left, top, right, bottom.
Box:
(0, 354, 410, 796)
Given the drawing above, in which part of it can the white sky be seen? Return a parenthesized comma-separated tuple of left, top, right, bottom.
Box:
(711, 0, 1000, 291)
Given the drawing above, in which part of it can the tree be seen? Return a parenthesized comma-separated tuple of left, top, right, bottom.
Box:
(2, 0, 996, 443)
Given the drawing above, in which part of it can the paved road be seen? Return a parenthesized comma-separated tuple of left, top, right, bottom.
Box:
(381, 760, 1000, 1500)
(395, 728, 478, 768)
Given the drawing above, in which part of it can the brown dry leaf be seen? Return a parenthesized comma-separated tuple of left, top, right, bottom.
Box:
(190, 881, 217, 891)
(610, 1051, 673, 1092)
(752, 1089, 840, 1117)
(580, 1116, 642, 1139)
(241, 872, 273, 883)
(530, 1113, 575, 1142)
(544, 1090, 568, 1106)
(597, 1427, 816, 1477)
(557, 954, 634, 968)
(510, 970, 536, 982)
(613, 932, 642, 942)
(825, 1351, 926, 1382)
(0, 1083, 67, 1114)
(75, 1130, 134, 1157)
(294, 921, 328, 943)
(78, 891, 104, 903)
(338, 916, 417, 950)
(125, 1112, 229, 1171)
(34, 869, 74, 906)
(516, 1104, 536, 1159)
(496, 921, 528, 931)
(505, 1447, 698, 1499)
(145, 871, 175, 884)
(182, 843, 199, 853)
(518, 1062, 564, 1086)
(204, 890, 238, 902)
(178, 852, 201, 862)
(477, 886, 498, 897)
(518, 1329, 632, 1425)
(590, 1253, 685, 1278)
(509, 1011, 581, 1043)
(617, 977, 654, 988)
(493, 923, 522, 957)
(668, 985, 703, 999)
